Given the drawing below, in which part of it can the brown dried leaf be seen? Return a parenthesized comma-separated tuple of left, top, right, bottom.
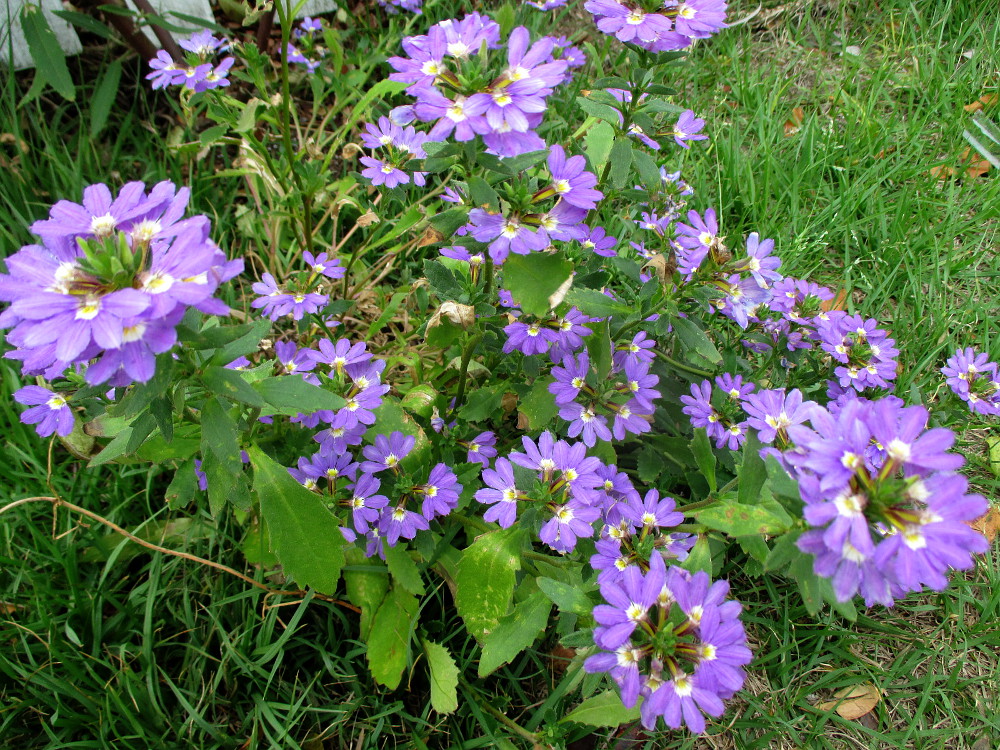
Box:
(784, 107, 805, 136)
(516, 411, 530, 430)
(416, 225, 445, 248)
(356, 209, 380, 227)
(0, 602, 18, 615)
(817, 683, 881, 720)
(963, 93, 999, 113)
(969, 506, 1000, 543)
(820, 287, 849, 313)
(930, 148, 992, 180)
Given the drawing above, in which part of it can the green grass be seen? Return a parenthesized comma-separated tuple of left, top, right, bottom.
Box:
(1, 0, 999, 747)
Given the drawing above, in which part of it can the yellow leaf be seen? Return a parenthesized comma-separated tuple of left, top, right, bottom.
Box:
(817, 683, 881, 720)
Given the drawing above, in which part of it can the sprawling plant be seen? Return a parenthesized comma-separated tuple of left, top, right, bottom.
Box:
(2, 0, 994, 742)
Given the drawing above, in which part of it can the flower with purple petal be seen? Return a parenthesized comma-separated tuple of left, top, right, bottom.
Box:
(14, 385, 75, 437)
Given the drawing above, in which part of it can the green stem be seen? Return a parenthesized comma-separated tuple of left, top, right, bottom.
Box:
(459, 678, 540, 744)
(275, 0, 313, 258)
(451, 333, 483, 416)
(653, 349, 714, 378)
(484, 255, 495, 297)
(675, 476, 740, 514)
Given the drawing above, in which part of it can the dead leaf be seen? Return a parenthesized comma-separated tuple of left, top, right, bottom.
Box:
(416, 225, 445, 248)
(969, 506, 1000, 543)
(820, 287, 849, 313)
(356, 209, 380, 227)
(930, 148, 991, 180)
(501, 391, 518, 414)
(817, 683, 881, 720)
(516, 411, 530, 430)
(963, 93, 998, 113)
(784, 107, 805, 136)
(0, 602, 18, 615)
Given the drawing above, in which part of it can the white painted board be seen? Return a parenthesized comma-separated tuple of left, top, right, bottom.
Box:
(2, 0, 83, 70)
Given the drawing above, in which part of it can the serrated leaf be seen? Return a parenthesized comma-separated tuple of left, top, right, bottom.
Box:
(584, 120, 616, 176)
(467, 175, 500, 210)
(536, 577, 592, 616)
(248, 446, 345, 594)
(562, 691, 640, 727)
(564, 287, 631, 319)
(367, 589, 418, 689)
(608, 139, 633, 190)
(479, 591, 551, 676)
(423, 258, 464, 299)
(255, 375, 346, 414)
(385, 544, 425, 596)
(690, 428, 717, 493)
(423, 640, 460, 714)
(344, 547, 389, 639)
(455, 527, 522, 644)
(459, 385, 506, 422)
(681, 536, 713, 575)
(672, 317, 722, 365)
(203, 366, 264, 407)
(503, 253, 574, 317)
(763, 529, 803, 572)
(519, 376, 559, 431)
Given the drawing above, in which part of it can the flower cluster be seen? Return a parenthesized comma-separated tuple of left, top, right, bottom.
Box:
(250, 251, 344, 321)
(584, 552, 751, 732)
(466, 144, 603, 264)
(816, 313, 899, 392)
(681, 374, 753, 450)
(941, 348, 1000, 415)
(387, 14, 572, 157)
(786, 398, 989, 606)
(503, 306, 595, 359)
(359, 116, 431, 188)
(584, 0, 728, 52)
(0, 181, 242, 395)
(287, 17, 326, 73)
(549, 334, 661, 446)
(147, 30, 234, 92)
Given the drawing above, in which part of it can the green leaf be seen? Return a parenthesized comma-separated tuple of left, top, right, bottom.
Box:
(763, 529, 803, 572)
(20, 4, 75, 101)
(631, 147, 661, 187)
(90, 58, 121, 137)
(235, 99, 264, 133)
(576, 96, 624, 126)
(385, 544, 425, 596)
(248, 446, 345, 594)
(672, 317, 722, 365)
(690, 428, 717, 493)
(459, 385, 506, 423)
(586, 319, 613, 381)
(562, 691, 640, 727)
(737, 433, 767, 505)
(51, 9, 113, 39)
(164, 460, 197, 509)
(467, 176, 500, 211)
(564, 288, 631, 319)
(584, 120, 616, 176)
(696, 498, 791, 536)
(790, 554, 823, 616)
(518, 377, 558, 431)
(681, 536, 713, 576)
(455, 527, 522, 643)
(343, 547, 389, 639)
(255, 375, 346, 414)
(366, 589, 419, 689)
(200, 398, 241, 470)
(479, 591, 551, 676)
(608, 139, 633, 190)
(536, 577, 592, 616)
(203, 366, 264, 407)
(400, 384, 438, 419)
(423, 640, 460, 714)
(423, 258, 464, 299)
(365, 398, 430, 473)
(503, 252, 574, 317)
(428, 207, 470, 237)
(636, 445, 664, 483)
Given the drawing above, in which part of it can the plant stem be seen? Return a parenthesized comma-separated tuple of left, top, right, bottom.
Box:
(653, 349, 713, 378)
(459, 677, 540, 744)
(0, 495, 360, 613)
(452, 332, 483, 415)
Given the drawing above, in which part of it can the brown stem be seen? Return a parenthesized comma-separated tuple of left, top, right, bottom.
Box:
(131, 0, 184, 61)
(0, 495, 360, 613)
(75, 0, 158, 59)
(255, 7, 276, 51)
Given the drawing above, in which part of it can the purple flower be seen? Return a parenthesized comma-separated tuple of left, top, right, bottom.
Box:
(379, 503, 430, 546)
(461, 431, 497, 466)
(581, 225, 618, 257)
(734, 232, 782, 288)
(538, 500, 601, 553)
(310, 338, 371, 376)
(941, 347, 1000, 415)
(361, 431, 416, 474)
(545, 145, 603, 209)
(419, 463, 462, 519)
(14, 385, 75, 437)
(303, 251, 346, 280)
(742, 388, 815, 444)
(672, 110, 708, 148)
(346, 473, 389, 533)
(475, 457, 522, 527)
